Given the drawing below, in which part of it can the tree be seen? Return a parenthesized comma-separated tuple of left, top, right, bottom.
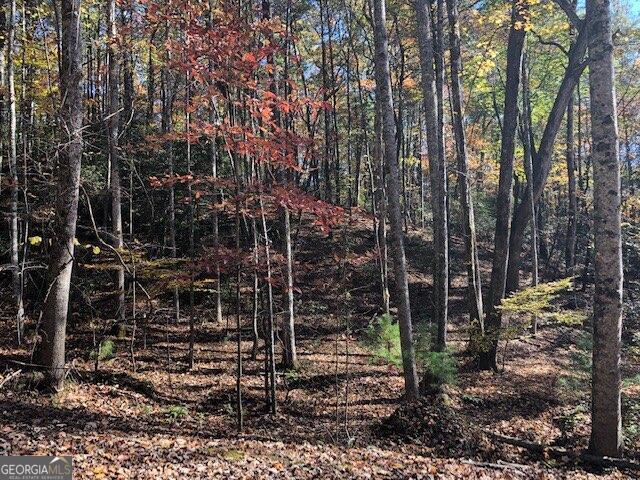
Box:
(433, 0, 449, 352)
(160, 24, 179, 323)
(505, 5, 591, 293)
(7, 0, 24, 343)
(566, 86, 577, 276)
(412, 0, 448, 351)
(478, 0, 527, 370)
(445, 0, 484, 332)
(587, 0, 623, 458)
(107, 0, 125, 326)
(520, 53, 540, 334)
(37, 0, 84, 390)
(372, 0, 419, 399)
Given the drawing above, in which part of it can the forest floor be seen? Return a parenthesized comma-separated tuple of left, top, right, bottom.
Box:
(0, 213, 638, 479)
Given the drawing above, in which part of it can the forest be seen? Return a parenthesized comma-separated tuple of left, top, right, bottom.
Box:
(0, 0, 639, 477)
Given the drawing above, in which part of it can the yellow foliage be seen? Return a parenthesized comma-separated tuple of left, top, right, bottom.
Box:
(28, 236, 43, 246)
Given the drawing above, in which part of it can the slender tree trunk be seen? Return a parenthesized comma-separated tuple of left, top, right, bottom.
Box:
(373, 97, 390, 315)
(326, 3, 341, 207)
(413, 0, 447, 350)
(186, 71, 196, 369)
(434, 0, 449, 350)
(282, 6, 297, 371)
(38, 0, 84, 391)
(478, 0, 526, 370)
(566, 94, 577, 275)
(318, 0, 332, 202)
(587, 0, 623, 457)
(146, 30, 156, 127)
(445, 0, 483, 334)
(234, 173, 243, 431)
(0, 9, 5, 193)
(283, 206, 298, 369)
(521, 54, 539, 334)
(251, 218, 260, 360)
(373, 0, 419, 400)
(505, 13, 591, 292)
(207, 1, 223, 325)
(121, 5, 134, 131)
(161, 25, 179, 322)
(8, 0, 24, 343)
(259, 181, 277, 413)
(107, 0, 125, 326)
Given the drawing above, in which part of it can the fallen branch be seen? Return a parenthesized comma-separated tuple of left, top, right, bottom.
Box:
(486, 431, 548, 454)
(485, 430, 640, 471)
(0, 369, 22, 389)
(461, 459, 531, 471)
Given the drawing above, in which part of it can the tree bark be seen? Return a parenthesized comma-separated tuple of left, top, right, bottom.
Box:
(412, 0, 447, 351)
(318, 0, 332, 203)
(373, 97, 390, 315)
(505, 13, 591, 292)
(38, 0, 84, 391)
(8, 0, 24, 343)
(433, 0, 449, 350)
(566, 93, 577, 275)
(478, 0, 527, 370)
(0, 9, 5, 192)
(587, 0, 623, 458)
(283, 206, 298, 369)
(445, 0, 484, 333)
(520, 54, 539, 334)
(107, 0, 125, 326)
(373, 0, 419, 400)
(146, 30, 156, 126)
(161, 24, 179, 322)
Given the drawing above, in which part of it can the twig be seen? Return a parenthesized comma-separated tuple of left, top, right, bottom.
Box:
(81, 184, 152, 304)
(0, 369, 22, 389)
(461, 459, 530, 471)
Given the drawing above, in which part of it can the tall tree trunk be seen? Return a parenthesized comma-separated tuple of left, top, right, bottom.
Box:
(445, 0, 483, 333)
(121, 4, 134, 132)
(38, 0, 83, 391)
(373, 97, 391, 314)
(161, 25, 179, 322)
(186, 72, 196, 369)
(373, 0, 419, 400)
(206, 1, 223, 326)
(146, 30, 156, 127)
(566, 94, 577, 275)
(259, 179, 278, 413)
(283, 206, 298, 369)
(326, 2, 341, 207)
(318, 0, 332, 202)
(478, 0, 526, 370)
(505, 12, 591, 292)
(434, 0, 449, 350)
(0, 8, 5, 192)
(282, 4, 298, 371)
(521, 54, 539, 334)
(8, 0, 24, 343)
(587, 0, 623, 458)
(107, 0, 125, 326)
(565, 7, 578, 277)
(413, 0, 447, 350)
